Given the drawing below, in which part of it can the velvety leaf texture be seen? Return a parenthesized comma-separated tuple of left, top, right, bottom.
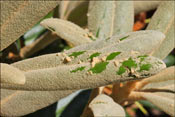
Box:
(0, 1, 60, 51)
(89, 94, 126, 117)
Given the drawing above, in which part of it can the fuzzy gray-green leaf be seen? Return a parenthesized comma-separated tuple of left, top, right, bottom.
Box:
(113, 1, 134, 36)
(146, 1, 175, 59)
(88, 1, 134, 39)
(1, 89, 74, 116)
(140, 66, 175, 92)
(0, 1, 60, 51)
(40, 18, 93, 46)
(89, 94, 126, 117)
(1, 63, 25, 84)
(141, 92, 174, 116)
(88, 1, 115, 39)
(11, 30, 165, 72)
(4, 56, 166, 91)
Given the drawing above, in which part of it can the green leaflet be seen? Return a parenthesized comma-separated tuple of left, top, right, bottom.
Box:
(119, 35, 129, 41)
(96, 28, 100, 38)
(69, 51, 86, 58)
(117, 66, 126, 75)
(138, 55, 148, 62)
(138, 55, 148, 58)
(106, 52, 121, 61)
(71, 66, 86, 73)
(122, 58, 137, 69)
(89, 52, 101, 60)
(89, 62, 109, 74)
(139, 64, 152, 72)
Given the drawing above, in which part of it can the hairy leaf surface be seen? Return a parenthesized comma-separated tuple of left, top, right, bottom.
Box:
(0, 89, 74, 116)
(141, 92, 174, 116)
(88, 1, 134, 39)
(0, 1, 60, 51)
(89, 94, 125, 117)
(0, 63, 25, 84)
(12, 30, 165, 72)
(147, 1, 175, 59)
(3, 56, 166, 90)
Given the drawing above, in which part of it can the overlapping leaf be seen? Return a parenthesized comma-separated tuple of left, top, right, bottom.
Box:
(59, 1, 70, 19)
(0, 63, 25, 84)
(0, 1, 60, 51)
(141, 92, 174, 116)
(138, 66, 175, 92)
(88, 1, 115, 39)
(40, 18, 93, 46)
(12, 30, 165, 72)
(125, 67, 175, 116)
(20, 31, 58, 58)
(59, 1, 88, 27)
(112, 1, 134, 36)
(147, 1, 175, 59)
(134, 1, 160, 14)
(3, 55, 166, 90)
(88, 1, 134, 39)
(6, 30, 166, 91)
(0, 89, 75, 116)
(89, 94, 125, 117)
